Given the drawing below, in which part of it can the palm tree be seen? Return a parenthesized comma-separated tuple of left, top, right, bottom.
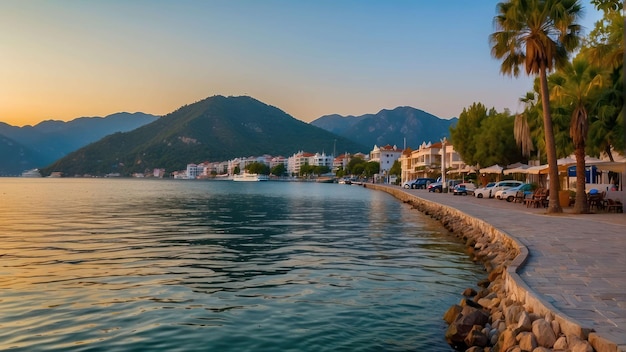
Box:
(490, 0, 583, 213)
(581, 6, 624, 158)
(515, 92, 537, 159)
(551, 58, 603, 213)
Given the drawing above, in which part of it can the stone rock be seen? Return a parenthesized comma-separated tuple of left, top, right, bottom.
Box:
(445, 306, 489, 348)
(465, 347, 484, 352)
(477, 278, 491, 288)
(504, 305, 525, 326)
(463, 288, 478, 297)
(477, 297, 493, 309)
(569, 335, 594, 352)
(443, 304, 462, 324)
(517, 331, 538, 351)
(553, 336, 568, 350)
(550, 319, 560, 337)
(461, 297, 484, 309)
(465, 328, 489, 348)
(531, 347, 551, 352)
(531, 319, 556, 348)
(516, 311, 533, 332)
(494, 329, 516, 352)
(488, 266, 504, 282)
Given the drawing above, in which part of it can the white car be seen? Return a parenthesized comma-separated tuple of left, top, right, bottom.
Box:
(491, 180, 524, 199)
(473, 182, 496, 198)
(495, 183, 533, 202)
(402, 179, 418, 189)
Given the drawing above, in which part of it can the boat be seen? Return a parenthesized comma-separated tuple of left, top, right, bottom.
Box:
(21, 169, 42, 177)
(233, 172, 269, 182)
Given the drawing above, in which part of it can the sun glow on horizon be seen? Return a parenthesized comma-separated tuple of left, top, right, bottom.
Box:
(0, 1, 603, 127)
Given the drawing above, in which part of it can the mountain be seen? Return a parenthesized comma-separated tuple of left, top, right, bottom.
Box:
(0, 134, 48, 175)
(0, 112, 159, 175)
(42, 95, 367, 176)
(311, 106, 457, 149)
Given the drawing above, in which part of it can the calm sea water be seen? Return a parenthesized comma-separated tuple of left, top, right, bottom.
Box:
(0, 178, 484, 351)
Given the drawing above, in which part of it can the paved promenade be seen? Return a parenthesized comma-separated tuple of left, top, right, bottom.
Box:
(395, 186, 626, 349)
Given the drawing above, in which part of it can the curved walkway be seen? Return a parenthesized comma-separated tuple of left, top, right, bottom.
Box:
(387, 186, 626, 351)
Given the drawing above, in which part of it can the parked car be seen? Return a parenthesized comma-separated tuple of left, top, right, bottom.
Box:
(495, 183, 533, 202)
(402, 177, 436, 189)
(473, 182, 496, 198)
(428, 180, 462, 193)
(427, 182, 443, 193)
(402, 179, 418, 189)
(491, 180, 524, 198)
(452, 182, 477, 196)
(413, 178, 436, 189)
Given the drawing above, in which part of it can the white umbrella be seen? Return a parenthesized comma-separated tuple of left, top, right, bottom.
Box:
(503, 164, 530, 175)
(479, 164, 503, 174)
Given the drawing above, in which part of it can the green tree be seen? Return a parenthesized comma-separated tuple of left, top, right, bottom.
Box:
(270, 163, 286, 176)
(389, 160, 402, 179)
(246, 162, 270, 175)
(347, 156, 365, 175)
(473, 111, 520, 167)
(515, 92, 539, 159)
(451, 103, 520, 168)
(551, 58, 604, 213)
(490, 0, 584, 213)
(364, 161, 380, 178)
(450, 102, 490, 166)
(299, 163, 313, 177)
(580, 3, 624, 157)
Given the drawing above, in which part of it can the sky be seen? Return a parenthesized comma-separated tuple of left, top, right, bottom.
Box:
(0, 1, 603, 127)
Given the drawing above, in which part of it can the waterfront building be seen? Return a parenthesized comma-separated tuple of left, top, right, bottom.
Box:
(369, 144, 403, 174)
(399, 141, 465, 181)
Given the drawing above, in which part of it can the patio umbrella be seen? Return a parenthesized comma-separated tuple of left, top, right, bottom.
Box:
(479, 164, 503, 174)
(503, 164, 530, 175)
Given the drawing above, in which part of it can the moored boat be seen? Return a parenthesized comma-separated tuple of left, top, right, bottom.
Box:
(233, 172, 269, 182)
(21, 169, 42, 177)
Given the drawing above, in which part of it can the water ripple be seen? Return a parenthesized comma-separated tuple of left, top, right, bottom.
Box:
(0, 179, 483, 351)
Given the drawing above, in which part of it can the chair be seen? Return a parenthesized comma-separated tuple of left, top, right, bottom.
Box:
(514, 190, 525, 203)
(526, 188, 548, 208)
(606, 199, 623, 213)
(524, 189, 540, 207)
(588, 191, 606, 211)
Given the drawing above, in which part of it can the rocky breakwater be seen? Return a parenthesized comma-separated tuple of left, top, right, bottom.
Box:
(363, 185, 603, 352)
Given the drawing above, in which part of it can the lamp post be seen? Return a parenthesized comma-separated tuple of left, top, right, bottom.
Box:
(441, 137, 447, 192)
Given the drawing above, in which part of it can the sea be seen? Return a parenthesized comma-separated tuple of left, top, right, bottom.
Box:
(0, 178, 485, 351)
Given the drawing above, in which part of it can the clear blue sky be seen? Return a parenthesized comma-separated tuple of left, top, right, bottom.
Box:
(0, 0, 603, 126)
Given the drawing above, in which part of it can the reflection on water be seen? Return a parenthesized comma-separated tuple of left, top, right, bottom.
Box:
(0, 179, 484, 351)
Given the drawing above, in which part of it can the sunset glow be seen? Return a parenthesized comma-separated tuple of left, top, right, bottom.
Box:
(0, 1, 602, 126)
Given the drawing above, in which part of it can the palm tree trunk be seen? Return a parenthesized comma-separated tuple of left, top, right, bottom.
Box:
(539, 68, 563, 213)
(573, 144, 589, 213)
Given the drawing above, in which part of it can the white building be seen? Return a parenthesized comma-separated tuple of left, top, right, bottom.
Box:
(398, 141, 465, 182)
(287, 151, 334, 176)
(369, 144, 403, 173)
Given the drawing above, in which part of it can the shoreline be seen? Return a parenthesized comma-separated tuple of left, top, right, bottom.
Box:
(364, 183, 623, 352)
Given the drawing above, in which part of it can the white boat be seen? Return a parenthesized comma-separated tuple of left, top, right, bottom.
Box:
(21, 169, 42, 177)
(233, 172, 269, 182)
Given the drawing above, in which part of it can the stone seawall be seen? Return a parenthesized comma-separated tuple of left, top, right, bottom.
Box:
(365, 184, 615, 352)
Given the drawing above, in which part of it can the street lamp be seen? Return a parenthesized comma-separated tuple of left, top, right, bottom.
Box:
(441, 137, 447, 192)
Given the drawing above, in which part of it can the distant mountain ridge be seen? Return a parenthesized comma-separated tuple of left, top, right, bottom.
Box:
(0, 112, 159, 175)
(311, 106, 457, 149)
(42, 95, 366, 177)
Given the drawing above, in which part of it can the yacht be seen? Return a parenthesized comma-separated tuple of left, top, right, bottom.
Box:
(233, 172, 269, 182)
(21, 169, 42, 177)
